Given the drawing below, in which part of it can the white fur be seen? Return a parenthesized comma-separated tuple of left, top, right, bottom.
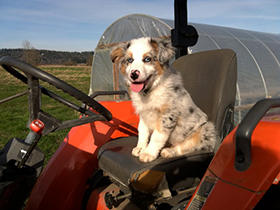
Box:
(111, 37, 217, 162)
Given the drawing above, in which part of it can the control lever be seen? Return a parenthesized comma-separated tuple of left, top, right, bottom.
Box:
(17, 119, 45, 168)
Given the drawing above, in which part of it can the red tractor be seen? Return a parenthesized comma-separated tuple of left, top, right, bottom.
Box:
(0, 0, 279, 209)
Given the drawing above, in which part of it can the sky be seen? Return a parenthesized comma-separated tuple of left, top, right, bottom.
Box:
(0, 0, 279, 52)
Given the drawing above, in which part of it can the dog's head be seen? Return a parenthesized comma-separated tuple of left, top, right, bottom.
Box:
(111, 37, 175, 93)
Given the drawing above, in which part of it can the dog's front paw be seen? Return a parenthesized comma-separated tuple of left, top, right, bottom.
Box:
(160, 148, 176, 158)
(132, 147, 143, 157)
(139, 153, 157, 162)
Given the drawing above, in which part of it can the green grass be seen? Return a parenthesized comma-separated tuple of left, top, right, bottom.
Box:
(0, 65, 92, 162)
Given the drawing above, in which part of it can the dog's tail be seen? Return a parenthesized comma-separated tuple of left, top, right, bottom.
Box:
(199, 122, 218, 152)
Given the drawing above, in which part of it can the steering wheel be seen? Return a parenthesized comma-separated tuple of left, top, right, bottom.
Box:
(0, 56, 112, 134)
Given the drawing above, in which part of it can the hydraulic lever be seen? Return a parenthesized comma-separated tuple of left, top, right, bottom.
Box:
(18, 119, 45, 168)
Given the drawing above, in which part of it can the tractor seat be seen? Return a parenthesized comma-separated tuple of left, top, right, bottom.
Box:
(98, 136, 213, 193)
(98, 49, 237, 195)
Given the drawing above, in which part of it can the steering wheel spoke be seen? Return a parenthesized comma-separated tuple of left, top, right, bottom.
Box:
(0, 56, 112, 134)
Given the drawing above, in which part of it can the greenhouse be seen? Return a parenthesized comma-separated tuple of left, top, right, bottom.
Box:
(89, 14, 280, 123)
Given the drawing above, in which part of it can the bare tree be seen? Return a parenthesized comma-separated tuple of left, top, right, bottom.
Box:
(22, 40, 41, 66)
(22, 40, 33, 50)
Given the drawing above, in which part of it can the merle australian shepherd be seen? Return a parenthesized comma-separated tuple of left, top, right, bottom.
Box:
(111, 37, 217, 162)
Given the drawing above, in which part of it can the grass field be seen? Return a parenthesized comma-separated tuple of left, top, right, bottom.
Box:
(0, 65, 92, 162)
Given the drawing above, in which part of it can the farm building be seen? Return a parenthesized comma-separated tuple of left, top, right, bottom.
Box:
(89, 14, 280, 123)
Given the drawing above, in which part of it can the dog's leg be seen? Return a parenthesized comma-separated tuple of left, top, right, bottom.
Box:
(138, 109, 179, 162)
(139, 129, 168, 162)
(132, 117, 150, 157)
(161, 122, 216, 158)
(161, 129, 201, 158)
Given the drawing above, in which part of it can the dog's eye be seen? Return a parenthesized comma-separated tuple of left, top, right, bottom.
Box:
(144, 56, 151, 63)
(127, 58, 133, 63)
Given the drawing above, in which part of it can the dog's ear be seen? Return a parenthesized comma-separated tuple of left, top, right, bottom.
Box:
(150, 38, 175, 64)
(110, 46, 124, 63)
(110, 42, 131, 63)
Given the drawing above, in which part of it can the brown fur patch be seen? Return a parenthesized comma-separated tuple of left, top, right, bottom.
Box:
(155, 104, 170, 132)
(156, 117, 162, 133)
(155, 61, 164, 75)
(143, 50, 164, 75)
(155, 104, 169, 114)
(111, 47, 124, 63)
(189, 129, 201, 145)
(160, 104, 169, 113)
(151, 40, 159, 54)
(127, 51, 133, 59)
(120, 63, 126, 75)
(173, 129, 202, 155)
(142, 52, 150, 60)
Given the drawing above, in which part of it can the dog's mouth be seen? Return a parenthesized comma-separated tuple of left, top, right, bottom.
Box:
(130, 75, 152, 93)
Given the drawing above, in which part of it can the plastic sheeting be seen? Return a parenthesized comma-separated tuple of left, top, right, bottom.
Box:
(90, 14, 280, 123)
(187, 23, 280, 122)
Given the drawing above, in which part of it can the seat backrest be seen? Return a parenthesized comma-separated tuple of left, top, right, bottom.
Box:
(171, 49, 237, 144)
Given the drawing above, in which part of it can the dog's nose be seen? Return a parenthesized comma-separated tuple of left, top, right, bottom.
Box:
(130, 70, 140, 80)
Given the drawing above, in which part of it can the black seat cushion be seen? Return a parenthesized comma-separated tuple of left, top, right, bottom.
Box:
(98, 136, 213, 192)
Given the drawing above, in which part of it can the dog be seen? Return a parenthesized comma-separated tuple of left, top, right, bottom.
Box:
(111, 37, 217, 163)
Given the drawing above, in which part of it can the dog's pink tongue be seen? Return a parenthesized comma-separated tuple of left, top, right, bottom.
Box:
(130, 83, 144, 93)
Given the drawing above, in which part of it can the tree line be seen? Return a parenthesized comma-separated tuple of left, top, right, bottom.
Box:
(0, 41, 94, 66)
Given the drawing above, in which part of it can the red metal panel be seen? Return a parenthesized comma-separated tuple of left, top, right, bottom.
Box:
(211, 120, 280, 192)
(186, 115, 280, 210)
(26, 101, 138, 210)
